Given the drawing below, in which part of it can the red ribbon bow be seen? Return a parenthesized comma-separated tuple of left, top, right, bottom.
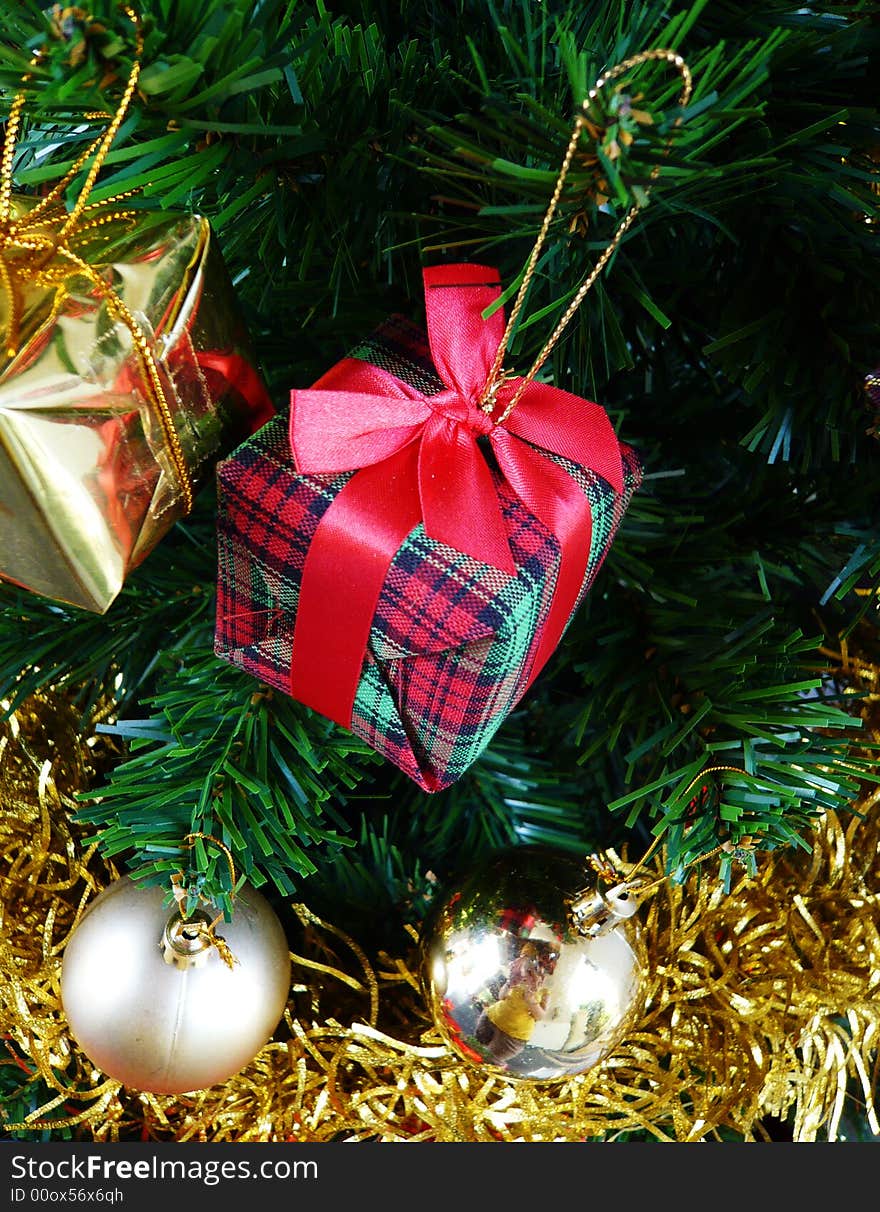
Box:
(288, 263, 625, 729)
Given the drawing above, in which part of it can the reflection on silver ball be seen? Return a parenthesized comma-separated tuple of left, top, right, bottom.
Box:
(420, 846, 646, 1082)
(61, 877, 291, 1094)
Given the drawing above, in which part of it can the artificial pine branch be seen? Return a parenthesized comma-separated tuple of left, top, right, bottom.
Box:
(0, 0, 877, 915)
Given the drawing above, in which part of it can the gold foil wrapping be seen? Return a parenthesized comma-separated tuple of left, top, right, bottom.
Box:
(0, 199, 270, 613)
(1, 683, 878, 1142)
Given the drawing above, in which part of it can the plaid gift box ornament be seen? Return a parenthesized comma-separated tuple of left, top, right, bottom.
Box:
(215, 50, 692, 792)
(0, 8, 273, 613)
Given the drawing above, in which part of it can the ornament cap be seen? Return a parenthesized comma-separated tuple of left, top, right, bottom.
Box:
(161, 909, 215, 970)
(568, 880, 639, 938)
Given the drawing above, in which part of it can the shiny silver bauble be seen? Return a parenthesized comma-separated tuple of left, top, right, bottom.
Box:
(61, 876, 291, 1094)
(420, 846, 646, 1081)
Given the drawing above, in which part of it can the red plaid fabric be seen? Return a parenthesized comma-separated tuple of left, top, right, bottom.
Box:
(215, 317, 641, 791)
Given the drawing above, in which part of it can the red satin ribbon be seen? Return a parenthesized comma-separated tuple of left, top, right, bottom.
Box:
(288, 264, 625, 729)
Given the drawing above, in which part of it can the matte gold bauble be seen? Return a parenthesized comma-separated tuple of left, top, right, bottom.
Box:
(420, 846, 646, 1081)
(60, 876, 291, 1094)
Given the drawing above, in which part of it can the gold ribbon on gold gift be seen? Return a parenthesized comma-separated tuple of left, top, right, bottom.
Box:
(0, 4, 193, 513)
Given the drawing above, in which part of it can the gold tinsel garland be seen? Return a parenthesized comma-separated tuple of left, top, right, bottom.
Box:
(1, 686, 878, 1143)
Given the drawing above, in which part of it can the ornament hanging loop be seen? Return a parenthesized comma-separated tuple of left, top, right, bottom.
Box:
(181, 830, 238, 898)
(570, 764, 759, 935)
(168, 831, 240, 969)
(480, 48, 693, 424)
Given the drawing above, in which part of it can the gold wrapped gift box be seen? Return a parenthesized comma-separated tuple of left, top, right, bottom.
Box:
(0, 198, 273, 613)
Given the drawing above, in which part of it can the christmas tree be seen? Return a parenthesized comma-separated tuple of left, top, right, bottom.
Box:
(1, 0, 878, 1143)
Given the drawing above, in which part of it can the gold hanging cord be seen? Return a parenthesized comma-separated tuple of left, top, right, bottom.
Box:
(0, 4, 194, 513)
(480, 48, 693, 423)
(569, 764, 757, 924)
(174, 831, 240, 968)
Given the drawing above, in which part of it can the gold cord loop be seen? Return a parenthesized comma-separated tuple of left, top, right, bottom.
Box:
(481, 48, 693, 423)
(570, 764, 756, 929)
(0, 5, 194, 513)
(173, 831, 240, 968)
(182, 830, 239, 893)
